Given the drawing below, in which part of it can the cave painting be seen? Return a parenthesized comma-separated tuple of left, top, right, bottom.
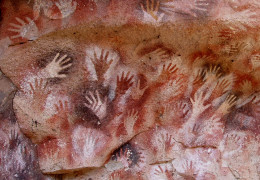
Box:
(0, 0, 259, 179)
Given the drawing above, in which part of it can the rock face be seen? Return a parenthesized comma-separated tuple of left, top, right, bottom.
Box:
(0, 0, 260, 179)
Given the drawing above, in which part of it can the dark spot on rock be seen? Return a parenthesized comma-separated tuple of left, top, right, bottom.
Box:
(48, 78, 62, 85)
(111, 143, 140, 167)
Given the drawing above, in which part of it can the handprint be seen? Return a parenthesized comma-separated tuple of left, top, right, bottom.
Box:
(159, 77, 183, 103)
(161, 104, 173, 123)
(9, 129, 20, 149)
(28, 78, 49, 96)
(154, 132, 174, 154)
(20, 144, 32, 162)
(154, 165, 173, 179)
(203, 65, 222, 82)
(84, 90, 108, 121)
(159, 62, 178, 81)
(240, 80, 252, 95)
(192, 68, 206, 85)
(147, 48, 170, 61)
(19, 78, 49, 117)
(49, 99, 70, 137)
(116, 71, 134, 95)
(110, 172, 121, 180)
(54, 100, 70, 120)
(174, 101, 189, 119)
(141, 0, 164, 23)
(83, 132, 98, 157)
(160, 0, 175, 15)
(217, 94, 237, 115)
(191, 0, 211, 16)
(154, 165, 166, 175)
(55, 100, 69, 112)
(236, 84, 255, 108)
(44, 53, 73, 78)
(215, 76, 233, 94)
(222, 42, 246, 56)
(140, 48, 170, 72)
(218, 9, 257, 30)
(203, 115, 222, 134)
(162, 62, 178, 74)
(136, 151, 145, 167)
(223, 132, 245, 153)
(131, 79, 148, 100)
(190, 91, 211, 116)
(33, 0, 54, 19)
(218, 27, 237, 41)
(192, 123, 203, 134)
(181, 160, 197, 179)
(55, 0, 77, 19)
(124, 109, 138, 135)
(250, 54, 260, 69)
(33, 0, 42, 19)
(8, 17, 38, 40)
(164, 133, 175, 150)
(167, 77, 182, 96)
(114, 148, 133, 168)
(90, 49, 113, 81)
(162, 0, 212, 18)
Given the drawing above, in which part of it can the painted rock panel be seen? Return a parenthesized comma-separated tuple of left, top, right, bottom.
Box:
(0, 0, 259, 179)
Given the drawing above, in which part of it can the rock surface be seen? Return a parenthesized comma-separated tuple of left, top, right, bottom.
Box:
(0, 0, 259, 179)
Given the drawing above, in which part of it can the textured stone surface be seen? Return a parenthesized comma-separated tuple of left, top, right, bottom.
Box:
(0, 0, 259, 179)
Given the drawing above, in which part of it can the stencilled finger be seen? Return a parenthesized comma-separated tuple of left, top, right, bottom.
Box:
(100, 49, 104, 61)
(227, 94, 237, 105)
(8, 28, 21, 33)
(15, 17, 26, 26)
(25, 17, 33, 23)
(125, 71, 131, 80)
(89, 91, 97, 105)
(154, 0, 160, 13)
(104, 51, 109, 61)
(62, 63, 73, 69)
(10, 35, 21, 39)
(95, 90, 101, 104)
(60, 57, 72, 65)
(53, 53, 60, 62)
(57, 54, 68, 63)
(85, 93, 93, 104)
(10, 23, 22, 28)
(58, 74, 67, 78)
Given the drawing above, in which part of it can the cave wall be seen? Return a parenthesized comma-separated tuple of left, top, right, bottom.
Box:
(0, 0, 259, 179)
